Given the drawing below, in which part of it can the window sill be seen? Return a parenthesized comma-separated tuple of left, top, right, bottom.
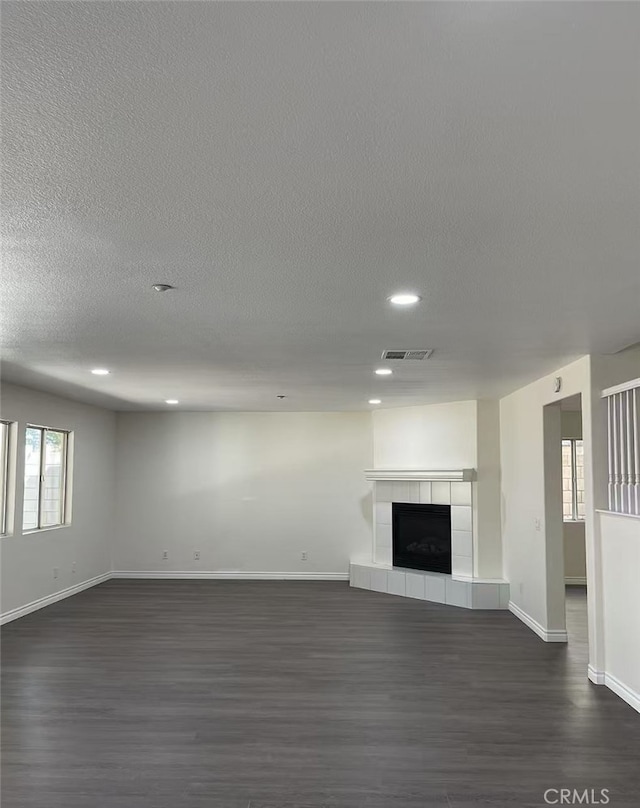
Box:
(563, 518, 586, 524)
(23, 524, 71, 536)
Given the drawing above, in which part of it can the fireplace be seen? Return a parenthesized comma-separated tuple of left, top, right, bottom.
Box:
(392, 503, 452, 574)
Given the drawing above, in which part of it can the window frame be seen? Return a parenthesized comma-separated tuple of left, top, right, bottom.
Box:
(1, 420, 11, 536)
(562, 437, 585, 522)
(23, 424, 71, 533)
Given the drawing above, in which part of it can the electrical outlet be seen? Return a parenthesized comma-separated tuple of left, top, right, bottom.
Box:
(72, 562, 76, 574)
(193, 551, 201, 561)
(53, 567, 59, 579)
(162, 551, 169, 560)
(301, 551, 308, 561)
(534, 518, 542, 532)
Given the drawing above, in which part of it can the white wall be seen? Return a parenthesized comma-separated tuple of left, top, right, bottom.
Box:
(372, 400, 477, 469)
(563, 521, 587, 581)
(499, 356, 592, 635)
(598, 512, 640, 708)
(0, 383, 115, 617)
(114, 411, 372, 574)
(561, 410, 582, 440)
(500, 347, 640, 711)
(475, 400, 502, 579)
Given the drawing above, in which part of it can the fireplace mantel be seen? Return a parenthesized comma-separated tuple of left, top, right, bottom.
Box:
(364, 468, 476, 482)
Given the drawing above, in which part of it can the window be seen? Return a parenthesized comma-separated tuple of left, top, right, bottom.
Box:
(1, 421, 11, 535)
(562, 438, 585, 521)
(23, 426, 70, 531)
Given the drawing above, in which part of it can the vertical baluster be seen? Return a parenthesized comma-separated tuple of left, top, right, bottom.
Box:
(621, 392, 629, 512)
(622, 391, 629, 512)
(612, 393, 620, 511)
(618, 392, 626, 512)
(607, 395, 614, 510)
(625, 390, 633, 513)
(604, 383, 640, 515)
(633, 387, 640, 516)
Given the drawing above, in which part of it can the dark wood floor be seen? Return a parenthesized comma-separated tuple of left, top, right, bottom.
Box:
(2, 582, 639, 808)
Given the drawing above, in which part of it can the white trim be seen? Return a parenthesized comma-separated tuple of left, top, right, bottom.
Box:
(0, 572, 111, 625)
(365, 468, 476, 482)
(601, 377, 640, 398)
(111, 571, 349, 581)
(565, 576, 587, 585)
(588, 666, 640, 714)
(596, 509, 640, 521)
(602, 672, 640, 713)
(588, 665, 605, 685)
(0, 571, 350, 624)
(452, 575, 509, 585)
(508, 601, 568, 643)
(23, 524, 72, 536)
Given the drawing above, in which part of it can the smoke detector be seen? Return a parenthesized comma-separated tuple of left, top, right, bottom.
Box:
(381, 349, 433, 361)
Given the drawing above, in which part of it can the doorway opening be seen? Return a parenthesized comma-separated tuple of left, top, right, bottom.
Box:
(543, 394, 588, 661)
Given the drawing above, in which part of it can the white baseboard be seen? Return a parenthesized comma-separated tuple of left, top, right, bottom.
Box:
(565, 576, 587, 585)
(603, 672, 640, 713)
(508, 601, 568, 643)
(588, 664, 605, 685)
(0, 572, 111, 625)
(110, 570, 349, 581)
(588, 666, 640, 713)
(1, 571, 349, 624)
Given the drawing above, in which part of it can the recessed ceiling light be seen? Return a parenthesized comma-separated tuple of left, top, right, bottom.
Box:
(368, 399, 382, 405)
(165, 399, 179, 405)
(389, 292, 421, 306)
(152, 284, 175, 292)
(375, 368, 393, 376)
(91, 368, 110, 376)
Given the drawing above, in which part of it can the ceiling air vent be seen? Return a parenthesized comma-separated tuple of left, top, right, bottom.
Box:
(381, 349, 433, 361)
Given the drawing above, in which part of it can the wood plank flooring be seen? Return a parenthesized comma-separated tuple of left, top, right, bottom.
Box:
(2, 581, 639, 807)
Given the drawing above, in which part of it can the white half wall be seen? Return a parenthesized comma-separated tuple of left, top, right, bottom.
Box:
(589, 346, 640, 701)
(0, 383, 115, 618)
(597, 511, 640, 711)
(114, 411, 373, 574)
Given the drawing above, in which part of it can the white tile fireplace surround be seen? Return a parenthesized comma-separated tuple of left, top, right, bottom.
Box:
(350, 469, 510, 610)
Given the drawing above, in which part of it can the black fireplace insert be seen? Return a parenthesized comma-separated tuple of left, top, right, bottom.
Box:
(392, 503, 452, 574)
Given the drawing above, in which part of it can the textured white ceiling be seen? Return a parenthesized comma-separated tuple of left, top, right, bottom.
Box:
(2, 1, 639, 411)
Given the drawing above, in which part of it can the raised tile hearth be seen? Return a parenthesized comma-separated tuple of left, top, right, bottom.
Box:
(350, 561, 510, 610)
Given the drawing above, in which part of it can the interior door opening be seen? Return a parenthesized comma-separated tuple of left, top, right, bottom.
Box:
(543, 394, 588, 659)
